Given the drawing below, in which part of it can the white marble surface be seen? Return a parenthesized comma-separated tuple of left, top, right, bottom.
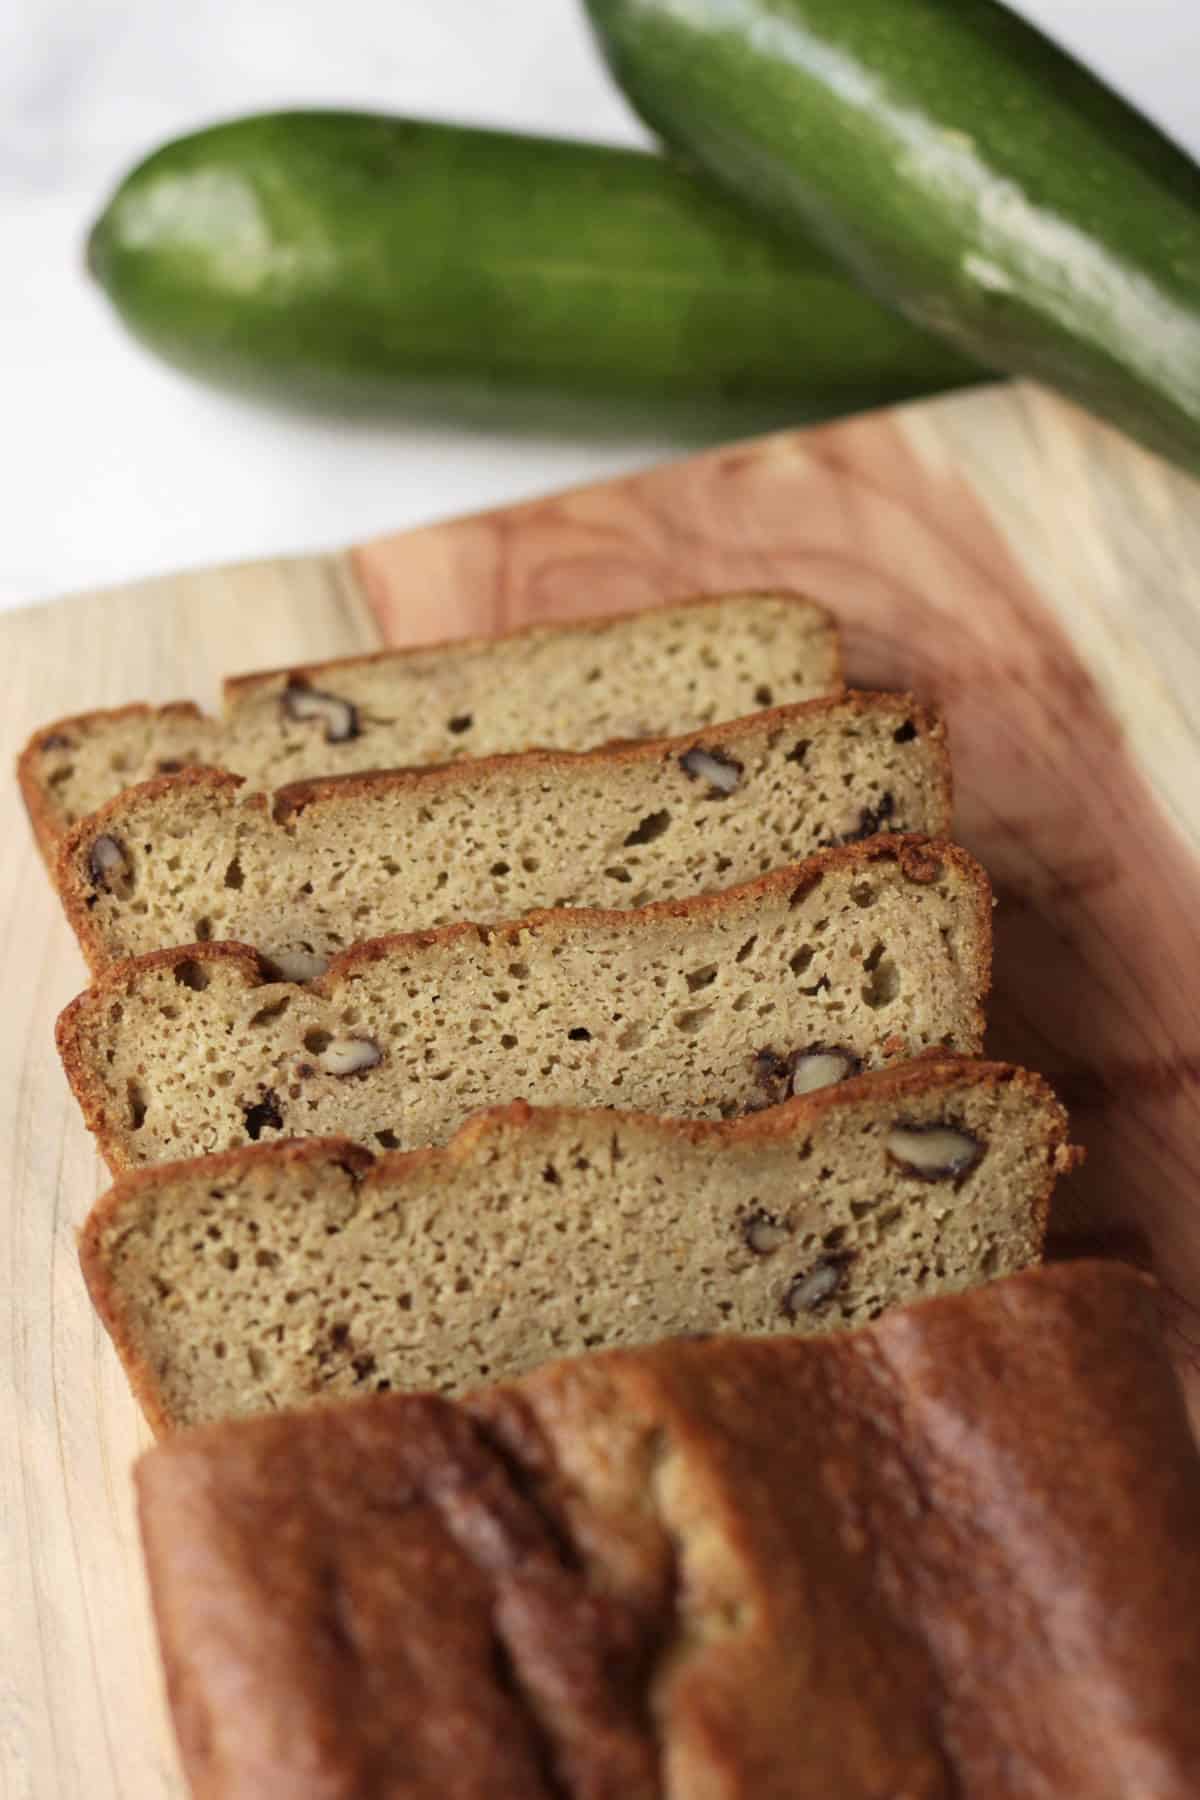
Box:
(4, 0, 1198, 611)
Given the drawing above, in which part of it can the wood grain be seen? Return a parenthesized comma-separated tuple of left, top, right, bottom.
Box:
(1, 558, 379, 1800)
(5, 379, 1200, 1797)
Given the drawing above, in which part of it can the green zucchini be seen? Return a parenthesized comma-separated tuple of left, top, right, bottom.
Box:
(86, 110, 982, 433)
(585, 0, 1200, 474)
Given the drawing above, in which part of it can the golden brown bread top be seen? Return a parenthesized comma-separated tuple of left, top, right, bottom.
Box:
(137, 1263, 1200, 1798)
(58, 832, 988, 1003)
(20, 589, 840, 863)
(51, 691, 951, 974)
(219, 588, 838, 700)
(81, 1055, 1066, 1211)
(80, 1060, 1078, 1434)
(56, 836, 995, 1172)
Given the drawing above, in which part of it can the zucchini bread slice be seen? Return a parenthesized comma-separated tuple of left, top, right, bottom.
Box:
(20, 590, 839, 860)
(57, 837, 991, 1172)
(81, 1062, 1076, 1432)
(134, 1263, 1200, 1800)
(57, 691, 948, 973)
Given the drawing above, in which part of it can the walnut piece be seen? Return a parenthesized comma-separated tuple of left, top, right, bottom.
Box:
(741, 1208, 791, 1255)
(791, 1046, 862, 1096)
(754, 1043, 862, 1107)
(751, 1048, 793, 1109)
(782, 1258, 849, 1318)
(886, 1121, 984, 1182)
(837, 791, 896, 845)
(88, 833, 132, 897)
(269, 948, 330, 983)
(283, 681, 360, 744)
(678, 746, 742, 794)
(318, 1036, 383, 1077)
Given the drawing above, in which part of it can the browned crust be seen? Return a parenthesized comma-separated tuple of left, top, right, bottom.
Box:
(79, 1059, 1077, 1438)
(222, 588, 840, 700)
(59, 687, 932, 846)
(55, 769, 254, 976)
(52, 692, 950, 973)
(16, 700, 206, 870)
(56, 835, 994, 1168)
(82, 1057, 1075, 1216)
(20, 590, 840, 861)
(135, 1260, 1200, 1797)
(324, 835, 991, 966)
(81, 1134, 377, 1437)
(269, 690, 943, 821)
(57, 833, 991, 1011)
(56, 938, 279, 1159)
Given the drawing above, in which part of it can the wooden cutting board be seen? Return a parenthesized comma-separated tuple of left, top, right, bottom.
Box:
(5, 379, 1200, 1797)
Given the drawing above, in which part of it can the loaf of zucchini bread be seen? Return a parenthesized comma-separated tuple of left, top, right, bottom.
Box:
(57, 837, 991, 1171)
(134, 1262, 1200, 1799)
(57, 692, 948, 973)
(21, 590, 840, 859)
(81, 1061, 1075, 1432)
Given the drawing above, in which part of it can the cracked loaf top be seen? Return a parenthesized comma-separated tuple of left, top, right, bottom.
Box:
(135, 1261, 1200, 1800)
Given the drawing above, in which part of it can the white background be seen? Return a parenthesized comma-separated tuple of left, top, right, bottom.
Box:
(4, 0, 1198, 610)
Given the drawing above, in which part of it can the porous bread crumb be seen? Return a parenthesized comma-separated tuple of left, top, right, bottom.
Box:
(81, 1062, 1077, 1432)
(21, 592, 839, 858)
(57, 837, 992, 1172)
(58, 692, 950, 970)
